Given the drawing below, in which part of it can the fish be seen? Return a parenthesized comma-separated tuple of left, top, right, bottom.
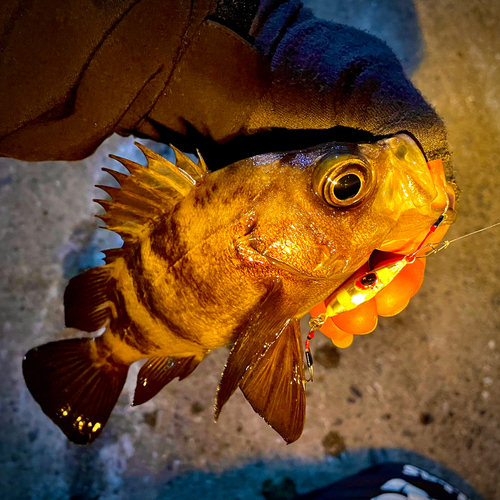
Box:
(22, 134, 457, 445)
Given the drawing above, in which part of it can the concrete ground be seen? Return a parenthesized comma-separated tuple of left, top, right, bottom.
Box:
(1, 0, 499, 499)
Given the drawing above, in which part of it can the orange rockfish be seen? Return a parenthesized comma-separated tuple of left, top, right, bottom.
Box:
(23, 134, 456, 444)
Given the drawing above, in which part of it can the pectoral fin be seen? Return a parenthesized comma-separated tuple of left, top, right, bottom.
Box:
(240, 318, 305, 443)
(215, 282, 306, 442)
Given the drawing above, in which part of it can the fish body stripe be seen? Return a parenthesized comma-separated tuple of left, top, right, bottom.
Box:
(108, 275, 158, 355)
(113, 249, 203, 357)
(105, 258, 171, 355)
(127, 249, 200, 346)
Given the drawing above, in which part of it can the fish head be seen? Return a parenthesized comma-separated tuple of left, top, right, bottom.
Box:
(345, 133, 457, 253)
(311, 133, 456, 270)
(242, 133, 456, 289)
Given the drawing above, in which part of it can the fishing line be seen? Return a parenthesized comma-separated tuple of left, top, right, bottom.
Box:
(420, 220, 500, 257)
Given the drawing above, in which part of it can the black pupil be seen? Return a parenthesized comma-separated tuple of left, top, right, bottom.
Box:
(333, 174, 361, 201)
(360, 273, 377, 287)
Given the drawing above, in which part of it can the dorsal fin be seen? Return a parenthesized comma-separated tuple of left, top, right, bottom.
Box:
(94, 143, 208, 251)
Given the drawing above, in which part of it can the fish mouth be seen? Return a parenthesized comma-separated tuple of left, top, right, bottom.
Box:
(442, 204, 457, 225)
(377, 143, 458, 255)
(427, 158, 457, 225)
(378, 201, 457, 255)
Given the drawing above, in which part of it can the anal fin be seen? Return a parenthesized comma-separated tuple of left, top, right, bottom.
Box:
(23, 338, 129, 445)
(132, 355, 203, 406)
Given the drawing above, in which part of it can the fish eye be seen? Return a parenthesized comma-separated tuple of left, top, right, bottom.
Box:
(312, 154, 374, 208)
(333, 173, 362, 201)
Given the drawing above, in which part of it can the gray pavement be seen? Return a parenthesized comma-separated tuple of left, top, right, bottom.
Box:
(1, 1, 499, 498)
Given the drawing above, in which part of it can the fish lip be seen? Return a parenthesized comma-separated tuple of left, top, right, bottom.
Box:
(441, 188, 458, 225)
(441, 207, 458, 225)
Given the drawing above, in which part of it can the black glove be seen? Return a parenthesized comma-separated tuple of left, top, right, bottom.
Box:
(0, 0, 452, 178)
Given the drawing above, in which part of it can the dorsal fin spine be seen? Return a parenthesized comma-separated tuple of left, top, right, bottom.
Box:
(135, 143, 194, 177)
(97, 222, 142, 240)
(119, 156, 192, 196)
(196, 149, 209, 175)
(95, 205, 146, 225)
(95, 185, 164, 212)
(95, 143, 206, 250)
(94, 199, 154, 219)
(135, 143, 196, 189)
(101, 168, 178, 206)
(169, 144, 205, 182)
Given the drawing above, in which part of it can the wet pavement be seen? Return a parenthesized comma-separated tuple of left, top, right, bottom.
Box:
(1, 0, 499, 498)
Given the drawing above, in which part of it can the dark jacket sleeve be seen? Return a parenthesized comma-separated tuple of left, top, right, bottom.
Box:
(0, 0, 452, 176)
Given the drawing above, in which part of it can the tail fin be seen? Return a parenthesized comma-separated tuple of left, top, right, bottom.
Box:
(22, 338, 129, 445)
